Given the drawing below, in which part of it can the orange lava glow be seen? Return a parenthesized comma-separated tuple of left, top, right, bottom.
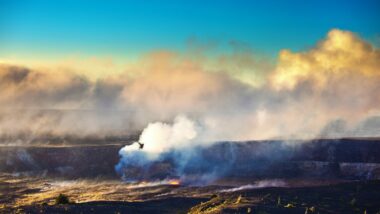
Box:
(168, 179, 180, 185)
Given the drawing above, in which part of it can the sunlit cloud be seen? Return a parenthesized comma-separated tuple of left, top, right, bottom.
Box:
(270, 29, 380, 90)
(0, 29, 379, 142)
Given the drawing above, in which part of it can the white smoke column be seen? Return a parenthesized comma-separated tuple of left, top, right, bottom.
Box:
(115, 115, 202, 181)
(119, 115, 198, 159)
(140, 115, 198, 156)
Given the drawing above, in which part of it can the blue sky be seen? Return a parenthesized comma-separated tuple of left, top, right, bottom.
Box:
(0, 0, 379, 60)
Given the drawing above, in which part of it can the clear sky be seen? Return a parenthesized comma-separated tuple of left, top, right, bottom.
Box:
(0, 0, 379, 60)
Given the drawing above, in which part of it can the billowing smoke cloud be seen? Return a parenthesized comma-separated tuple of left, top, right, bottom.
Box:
(137, 115, 199, 155)
(116, 115, 200, 181)
(116, 115, 244, 184)
(268, 29, 380, 138)
(271, 29, 380, 90)
(0, 29, 380, 145)
(118, 115, 200, 160)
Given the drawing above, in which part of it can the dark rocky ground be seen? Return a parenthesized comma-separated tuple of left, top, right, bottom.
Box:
(18, 197, 208, 214)
(4, 180, 380, 214)
(189, 180, 380, 214)
(1, 138, 380, 213)
(1, 138, 380, 180)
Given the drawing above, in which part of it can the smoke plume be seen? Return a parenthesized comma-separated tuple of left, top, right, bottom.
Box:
(0, 29, 379, 145)
(116, 115, 209, 182)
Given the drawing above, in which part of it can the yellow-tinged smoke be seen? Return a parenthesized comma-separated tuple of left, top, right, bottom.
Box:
(0, 29, 380, 142)
(271, 29, 380, 90)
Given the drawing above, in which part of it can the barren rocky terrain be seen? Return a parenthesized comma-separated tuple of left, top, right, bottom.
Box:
(1, 138, 380, 213)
